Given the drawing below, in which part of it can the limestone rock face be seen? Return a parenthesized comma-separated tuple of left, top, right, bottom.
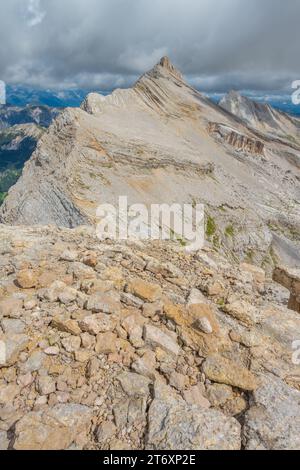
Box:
(208, 122, 265, 156)
(147, 399, 241, 450)
(243, 375, 300, 450)
(0, 58, 299, 266)
(273, 266, 300, 312)
(13, 404, 92, 450)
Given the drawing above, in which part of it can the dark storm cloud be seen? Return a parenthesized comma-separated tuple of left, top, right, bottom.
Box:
(0, 0, 299, 91)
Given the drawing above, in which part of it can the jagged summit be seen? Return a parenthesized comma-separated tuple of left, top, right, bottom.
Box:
(220, 91, 274, 124)
(140, 56, 184, 83)
(158, 56, 184, 80)
(220, 91, 300, 140)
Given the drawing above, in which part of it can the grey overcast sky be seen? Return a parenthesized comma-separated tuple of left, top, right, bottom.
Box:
(0, 0, 299, 91)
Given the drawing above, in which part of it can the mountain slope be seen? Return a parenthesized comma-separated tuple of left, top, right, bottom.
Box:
(220, 91, 300, 144)
(1, 58, 299, 268)
(0, 124, 45, 205)
(0, 105, 59, 130)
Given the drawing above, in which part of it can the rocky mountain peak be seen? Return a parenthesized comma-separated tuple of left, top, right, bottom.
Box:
(220, 90, 300, 142)
(146, 56, 184, 81)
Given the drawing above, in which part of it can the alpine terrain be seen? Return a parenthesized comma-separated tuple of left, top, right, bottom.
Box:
(0, 58, 300, 451)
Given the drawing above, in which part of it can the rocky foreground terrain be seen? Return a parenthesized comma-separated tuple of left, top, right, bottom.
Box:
(0, 224, 300, 450)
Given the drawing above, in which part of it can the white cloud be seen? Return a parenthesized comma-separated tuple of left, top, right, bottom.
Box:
(26, 0, 46, 27)
(0, 0, 299, 91)
(0, 81, 6, 104)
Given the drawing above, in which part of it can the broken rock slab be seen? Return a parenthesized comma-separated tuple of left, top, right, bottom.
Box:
(13, 404, 93, 450)
(243, 374, 300, 450)
(202, 354, 258, 391)
(144, 324, 180, 357)
(147, 399, 241, 450)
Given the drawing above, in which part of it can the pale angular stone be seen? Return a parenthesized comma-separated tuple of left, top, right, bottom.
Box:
(23, 350, 45, 372)
(187, 288, 208, 305)
(142, 302, 163, 318)
(1, 318, 25, 334)
(17, 269, 38, 289)
(127, 279, 162, 303)
(169, 371, 188, 391)
(86, 293, 121, 314)
(206, 383, 234, 407)
(74, 350, 91, 363)
(43, 281, 67, 302)
(79, 314, 117, 336)
(240, 263, 265, 285)
(202, 354, 258, 391)
(146, 260, 182, 279)
(52, 317, 81, 336)
(58, 287, 78, 305)
(60, 250, 78, 262)
(144, 324, 180, 356)
(122, 314, 144, 348)
(96, 421, 116, 442)
(183, 385, 211, 408)
(120, 292, 144, 309)
(224, 299, 262, 326)
(194, 317, 213, 334)
(0, 298, 23, 318)
(37, 376, 56, 395)
(0, 334, 29, 368)
(61, 336, 81, 353)
(44, 346, 60, 356)
(117, 372, 151, 397)
(0, 431, 9, 450)
(18, 372, 34, 388)
(68, 262, 96, 280)
(95, 332, 118, 354)
(0, 383, 20, 405)
(23, 298, 37, 310)
(131, 350, 156, 379)
(13, 404, 92, 450)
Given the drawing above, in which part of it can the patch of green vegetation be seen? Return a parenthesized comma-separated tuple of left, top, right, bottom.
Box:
(206, 215, 217, 238)
(169, 228, 187, 247)
(0, 168, 22, 193)
(216, 298, 225, 307)
(212, 234, 220, 249)
(286, 134, 298, 145)
(225, 224, 234, 238)
(245, 249, 254, 263)
(0, 192, 7, 205)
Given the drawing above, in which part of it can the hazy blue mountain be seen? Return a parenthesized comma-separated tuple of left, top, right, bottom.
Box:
(6, 85, 100, 108)
(206, 92, 300, 117)
(0, 104, 60, 129)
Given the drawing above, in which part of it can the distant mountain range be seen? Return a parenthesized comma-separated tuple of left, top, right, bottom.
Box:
(0, 104, 60, 129)
(4, 84, 300, 116)
(207, 92, 300, 117)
